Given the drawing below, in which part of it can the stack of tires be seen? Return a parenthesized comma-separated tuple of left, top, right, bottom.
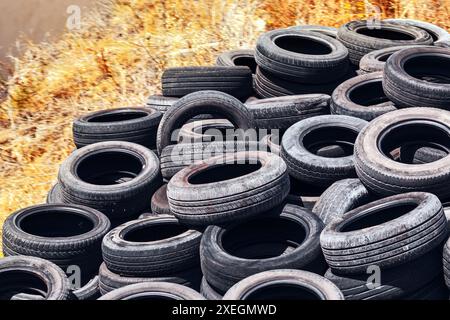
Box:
(1, 18, 450, 300)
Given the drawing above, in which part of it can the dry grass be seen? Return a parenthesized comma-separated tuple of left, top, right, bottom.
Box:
(0, 0, 448, 253)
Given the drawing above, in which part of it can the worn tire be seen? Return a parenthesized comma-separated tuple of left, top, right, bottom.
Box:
(177, 119, 234, 144)
(385, 19, 450, 45)
(156, 91, 255, 154)
(162, 67, 253, 100)
(0, 256, 70, 300)
(354, 108, 450, 198)
(72, 276, 101, 300)
(146, 95, 179, 114)
(223, 270, 344, 300)
(331, 72, 397, 121)
(320, 192, 449, 274)
(102, 215, 201, 276)
(216, 49, 256, 74)
(290, 25, 338, 38)
(46, 183, 64, 204)
(151, 184, 172, 215)
(444, 236, 450, 289)
(281, 115, 368, 186)
(337, 20, 432, 65)
(383, 46, 450, 109)
(201, 204, 325, 293)
(168, 151, 290, 226)
(359, 45, 423, 73)
(200, 278, 223, 300)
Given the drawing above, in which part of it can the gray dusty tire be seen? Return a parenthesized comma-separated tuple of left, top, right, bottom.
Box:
(200, 204, 325, 293)
(46, 183, 64, 204)
(359, 45, 424, 73)
(72, 276, 100, 300)
(256, 29, 349, 83)
(281, 115, 368, 186)
(337, 20, 432, 65)
(0, 256, 70, 300)
(2, 204, 110, 285)
(151, 184, 171, 215)
(146, 95, 179, 114)
(156, 91, 255, 154)
(382, 46, 450, 109)
(167, 151, 290, 226)
(72, 107, 162, 149)
(331, 72, 397, 121)
(320, 192, 449, 274)
(354, 108, 450, 199)
(98, 282, 205, 300)
(223, 270, 344, 300)
(312, 179, 374, 225)
(444, 236, 450, 289)
(177, 119, 234, 144)
(102, 215, 201, 276)
(290, 25, 338, 38)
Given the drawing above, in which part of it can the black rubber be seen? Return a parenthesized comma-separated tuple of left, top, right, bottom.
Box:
(201, 204, 326, 293)
(102, 215, 202, 276)
(400, 145, 448, 164)
(2, 204, 110, 285)
(222, 270, 344, 300)
(161, 66, 253, 100)
(167, 151, 290, 226)
(216, 49, 257, 74)
(151, 184, 172, 215)
(246, 94, 330, 131)
(383, 46, 450, 109)
(156, 91, 255, 154)
(312, 179, 374, 225)
(444, 236, 450, 289)
(354, 108, 450, 199)
(359, 45, 422, 74)
(337, 20, 433, 65)
(281, 115, 368, 186)
(325, 247, 444, 300)
(73, 107, 162, 149)
(256, 29, 349, 83)
(145, 95, 179, 114)
(331, 72, 397, 121)
(320, 192, 448, 274)
(98, 263, 202, 295)
(58, 141, 162, 221)
(0, 256, 70, 300)
(200, 277, 223, 300)
(385, 19, 450, 45)
(98, 282, 205, 300)
(46, 183, 63, 204)
(290, 25, 338, 38)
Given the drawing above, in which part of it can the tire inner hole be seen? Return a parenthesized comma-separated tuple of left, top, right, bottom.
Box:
(349, 80, 390, 106)
(123, 223, 189, 242)
(188, 162, 262, 184)
(0, 271, 48, 300)
(404, 55, 450, 83)
(243, 283, 322, 300)
(289, 177, 328, 197)
(356, 28, 415, 40)
(233, 57, 257, 74)
(19, 210, 94, 237)
(340, 202, 418, 232)
(302, 126, 359, 158)
(87, 111, 148, 122)
(275, 36, 332, 55)
(76, 151, 143, 185)
(222, 217, 306, 259)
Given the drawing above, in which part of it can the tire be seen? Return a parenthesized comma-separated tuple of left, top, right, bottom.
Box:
(312, 179, 374, 225)
(281, 115, 368, 186)
(400, 145, 448, 164)
(98, 263, 201, 295)
(160, 140, 262, 180)
(216, 49, 256, 74)
(359, 45, 423, 73)
(72, 276, 100, 300)
(156, 91, 255, 154)
(46, 183, 63, 204)
(320, 192, 448, 274)
(0, 256, 70, 300)
(98, 282, 205, 300)
(354, 108, 450, 199)
(72, 107, 162, 149)
(254, 67, 345, 98)
(337, 20, 433, 65)
(201, 204, 325, 293)
(331, 72, 397, 121)
(385, 19, 450, 45)
(145, 95, 179, 114)
(161, 66, 253, 100)
(246, 94, 330, 131)
(444, 237, 450, 289)
(102, 215, 202, 276)
(168, 151, 290, 226)
(288, 177, 328, 210)
(290, 25, 338, 38)
(325, 247, 444, 300)
(2, 204, 110, 284)
(255, 29, 349, 83)
(436, 40, 450, 48)
(260, 134, 281, 156)
(223, 270, 344, 300)
(383, 46, 450, 109)
(200, 278, 223, 300)
(177, 119, 234, 144)
(151, 184, 171, 215)
(58, 141, 162, 221)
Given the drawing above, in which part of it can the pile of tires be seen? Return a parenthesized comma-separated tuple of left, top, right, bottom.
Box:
(1, 18, 450, 300)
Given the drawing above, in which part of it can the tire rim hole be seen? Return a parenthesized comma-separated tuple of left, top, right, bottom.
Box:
(302, 126, 358, 158)
(123, 223, 189, 242)
(356, 28, 415, 40)
(0, 271, 48, 300)
(404, 55, 450, 83)
(242, 283, 322, 300)
(348, 80, 390, 106)
(274, 36, 332, 55)
(233, 57, 257, 74)
(87, 111, 148, 123)
(188, 162, 262, 184)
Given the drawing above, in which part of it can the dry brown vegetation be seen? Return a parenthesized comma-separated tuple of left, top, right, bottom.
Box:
(0, 0, 448, 252)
